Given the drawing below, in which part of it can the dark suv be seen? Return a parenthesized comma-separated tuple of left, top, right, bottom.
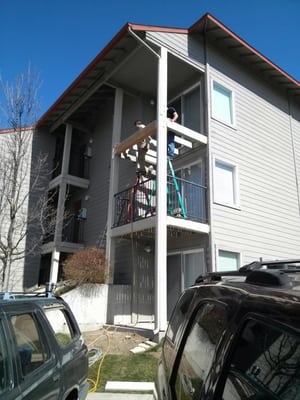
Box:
(0, 287, 89, 400)
(156, 259, 300, 400)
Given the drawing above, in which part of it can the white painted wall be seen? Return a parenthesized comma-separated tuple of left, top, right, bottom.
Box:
(62, 284, 133, 331)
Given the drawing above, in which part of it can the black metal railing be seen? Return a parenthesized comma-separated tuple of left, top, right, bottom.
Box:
(113, 175, 207, 227)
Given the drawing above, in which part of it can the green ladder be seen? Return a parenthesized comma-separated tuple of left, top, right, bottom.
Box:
(147, 159, 187, 218)
(167, 158, 187, 218)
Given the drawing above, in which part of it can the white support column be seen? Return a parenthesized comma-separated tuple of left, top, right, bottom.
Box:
(106, 88, 123, 283)
(49, 249, 60, 284)
(50, 123, 73, 283)
(155, 47, 168, 335)
(204, 39, 215, 273)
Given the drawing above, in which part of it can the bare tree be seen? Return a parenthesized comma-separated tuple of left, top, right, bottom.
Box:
(0, 66, 56, 291)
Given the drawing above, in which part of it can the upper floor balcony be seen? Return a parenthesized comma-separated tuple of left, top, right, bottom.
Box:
(112, 120, 209, 237)
(113, 173, 207, 227)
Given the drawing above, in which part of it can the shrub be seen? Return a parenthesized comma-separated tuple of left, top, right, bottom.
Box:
(63, 248, 108, 285)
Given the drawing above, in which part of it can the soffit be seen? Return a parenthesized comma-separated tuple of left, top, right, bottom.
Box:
(190, 14, 300, 98)
(38, 28, 199, 132)
(37, 14, 300, 132)
(37, 30, 139, 131)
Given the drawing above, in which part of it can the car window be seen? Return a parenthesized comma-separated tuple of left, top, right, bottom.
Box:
(166, 289, 195, 343)
(0, 320, 9, 393)
(222, 319, 300, 400)
(10, 313, 50, 376)
(173, 301, 228, 399)
(44, 307, 75, 347)
(163, 290, 196, 379)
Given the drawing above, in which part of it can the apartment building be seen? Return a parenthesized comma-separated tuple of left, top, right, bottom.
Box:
(30, 13, 300, 333)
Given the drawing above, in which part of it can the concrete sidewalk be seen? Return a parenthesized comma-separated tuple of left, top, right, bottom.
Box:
(87, 380, 156, 399)
(87, 393, 154, 399)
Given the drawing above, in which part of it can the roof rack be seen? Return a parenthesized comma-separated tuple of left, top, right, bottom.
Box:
(0, 282, 57, 300)
(245, 269, 292, 287)
(239, 259, 300, 272)
(194, 259, 300, 287)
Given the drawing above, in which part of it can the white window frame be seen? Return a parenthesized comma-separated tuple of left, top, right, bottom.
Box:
(211, 80, 235, 127)
(216, 248, 241, 272)
(213, 156, 240, 208)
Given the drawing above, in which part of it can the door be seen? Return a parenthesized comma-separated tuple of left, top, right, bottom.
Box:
(170, 84, 202, 132)
(167, 255, 182, 319)
(182, 86, 201, 132)
(167, 250, 205, 319)
(182, 251, 205, 288)
(44, 306, 88, 398)
(8, 311, 59, 400)
(0, 316, 22, 400)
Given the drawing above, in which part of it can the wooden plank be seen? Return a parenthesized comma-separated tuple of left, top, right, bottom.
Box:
(167, 120, 207, 144)
(115, 119, 206, 157)
(114, 120, 157, 155)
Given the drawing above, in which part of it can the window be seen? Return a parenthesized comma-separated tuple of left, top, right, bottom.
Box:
(212, 81, 234, 125)
(10, 313, 50, 376)
(173, 302, 228, 399)
(164, 290, 196, 372)
(166, 290, 195, 343)
(222, 319, 300, 400)
(218, 250, 240, 271)
(44, 307, 75, 347)
(214, 159, 239, 207)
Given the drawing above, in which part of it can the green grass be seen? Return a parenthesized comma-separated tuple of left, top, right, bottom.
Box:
(88, 350, 160, 392)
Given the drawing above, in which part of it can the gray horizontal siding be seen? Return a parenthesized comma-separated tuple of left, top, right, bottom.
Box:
(208, 44, 300, 263)
(146, 31, 205, 67)
(83, 100, 114, 247)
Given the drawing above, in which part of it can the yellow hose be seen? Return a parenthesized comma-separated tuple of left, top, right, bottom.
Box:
(87, 329, 111, 393)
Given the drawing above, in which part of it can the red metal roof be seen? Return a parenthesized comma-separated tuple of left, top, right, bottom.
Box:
(35, 13, 300, 129)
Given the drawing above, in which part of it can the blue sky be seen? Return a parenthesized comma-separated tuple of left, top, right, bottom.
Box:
(1, 0, 299, 122)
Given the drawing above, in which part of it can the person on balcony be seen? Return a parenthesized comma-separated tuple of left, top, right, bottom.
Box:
(167, 107, 178, 159)
(134, 120, 152, 177)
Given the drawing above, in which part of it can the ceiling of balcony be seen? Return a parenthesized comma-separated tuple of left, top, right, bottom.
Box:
(37, 30, 202, 133)
(37, 14, 300, 134)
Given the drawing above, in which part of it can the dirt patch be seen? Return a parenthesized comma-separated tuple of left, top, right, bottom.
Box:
(82, 326, 156, 355)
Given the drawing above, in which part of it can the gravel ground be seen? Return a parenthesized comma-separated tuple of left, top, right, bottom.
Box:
(82, 326, 155, 355)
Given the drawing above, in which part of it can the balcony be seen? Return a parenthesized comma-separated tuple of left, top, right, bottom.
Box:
(113, 175, 207, 227)
(112, 119, 209, 236)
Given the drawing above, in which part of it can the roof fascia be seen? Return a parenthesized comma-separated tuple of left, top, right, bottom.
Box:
(37, 23, 131, 128)
(0, 126, 33, 134)
(37, 23, 188, 128)
(129, 22, 187, 34)
(37, 13, 299, 129)
(190, 13, 300, 88)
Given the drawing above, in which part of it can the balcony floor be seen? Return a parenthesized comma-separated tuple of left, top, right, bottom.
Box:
(110, 214, 209, 238)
